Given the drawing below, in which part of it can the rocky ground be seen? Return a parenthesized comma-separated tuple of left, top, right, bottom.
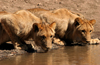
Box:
(0, 0, 100, 60)
(0, 42, 61, 60)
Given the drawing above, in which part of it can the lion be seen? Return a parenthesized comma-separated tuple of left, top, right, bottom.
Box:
(0, 10, 56, 52)
(27, 8, 100, 45)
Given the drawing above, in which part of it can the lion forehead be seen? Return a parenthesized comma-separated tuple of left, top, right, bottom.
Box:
(78, 22, 93, 31)
(37, 26, 55, 36)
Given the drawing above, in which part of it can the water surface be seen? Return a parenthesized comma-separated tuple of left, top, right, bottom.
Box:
(0, 45, 100, 65)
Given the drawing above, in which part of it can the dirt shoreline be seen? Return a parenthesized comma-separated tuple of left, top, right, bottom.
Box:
(0, 49, 27, 60)
(0, 42, 62, 60)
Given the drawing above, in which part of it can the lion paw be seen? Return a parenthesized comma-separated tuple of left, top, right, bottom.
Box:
(53, 38, 65, 45)
(89, 38, 100, 45)
(14, 43, 28, 50)
(15, 46, 22, 50)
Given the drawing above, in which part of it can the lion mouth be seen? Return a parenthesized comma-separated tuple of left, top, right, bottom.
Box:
(35, 46, 49, 53)
(72, 41, 89, 46)
(41, 47, 50, 52)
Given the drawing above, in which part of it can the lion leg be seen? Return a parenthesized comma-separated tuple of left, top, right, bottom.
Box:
(53, 38, 65, 46)
(1, 19, 28, 50)
(0, 29, 10, 44)
(0, 24, 10, 44)
(89, 38, 100, 45)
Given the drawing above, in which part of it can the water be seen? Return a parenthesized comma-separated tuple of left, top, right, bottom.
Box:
(0, 45, 100, 65)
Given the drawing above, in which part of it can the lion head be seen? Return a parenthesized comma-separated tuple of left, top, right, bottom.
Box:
(32, 22, 56, 52)
(73, 18, 96, 44)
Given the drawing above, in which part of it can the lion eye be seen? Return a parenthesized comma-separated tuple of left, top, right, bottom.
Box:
(50, 35, 53, 38)
(41, 36, 46, 39)
(82, 30, 85, 33)
(90, 30, 92, 32)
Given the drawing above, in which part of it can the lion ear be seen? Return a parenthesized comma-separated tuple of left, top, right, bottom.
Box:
(74, 18, 83, 27)
(49, 22, 56, 30)
(33, 23, 40, 32)
(89, 19, 96, 25)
